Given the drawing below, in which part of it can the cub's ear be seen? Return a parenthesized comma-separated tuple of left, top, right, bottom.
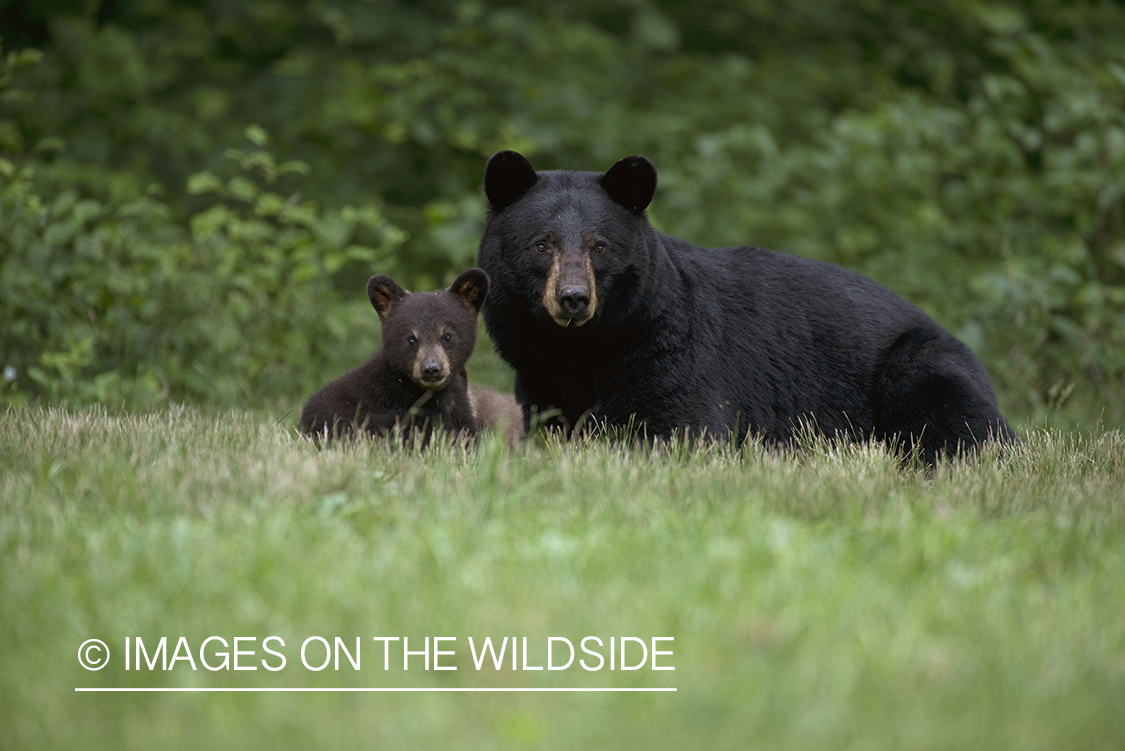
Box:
(368, 274, 407, 323)
(484, 150, 538, 211)
(449, 268, 490, 315)
(600, 155, 657, 214)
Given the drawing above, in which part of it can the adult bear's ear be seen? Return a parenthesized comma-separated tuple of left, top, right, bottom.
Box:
(449, 268, 490, 315)
(368, 274, 407, 323)
(484, 150, 537, 211)
(600, 155, 657, 214)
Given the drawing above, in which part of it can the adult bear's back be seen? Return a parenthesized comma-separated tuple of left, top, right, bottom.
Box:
(664, 238, 939, 439)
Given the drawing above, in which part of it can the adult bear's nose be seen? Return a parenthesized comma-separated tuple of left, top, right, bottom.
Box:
(558, 286, 590, 317)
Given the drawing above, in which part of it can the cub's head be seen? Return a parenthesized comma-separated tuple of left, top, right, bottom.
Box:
(479, 151, 657, 331)
(368, 268, 490, 390)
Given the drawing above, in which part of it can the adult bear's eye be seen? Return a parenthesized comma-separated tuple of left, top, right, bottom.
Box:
(594, 242, 607, 254)
(535, 242, 548, 253)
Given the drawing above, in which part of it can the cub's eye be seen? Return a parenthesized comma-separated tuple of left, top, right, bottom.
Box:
(593, 242, 607, 254)
(443, 333, 453, 343)
(535, 242, 548, 253)
(407, 336, 417, 347)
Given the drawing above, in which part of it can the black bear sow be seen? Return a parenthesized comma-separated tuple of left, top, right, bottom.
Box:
(299, 269, 488, 442)
(477, 150, 1017, 463)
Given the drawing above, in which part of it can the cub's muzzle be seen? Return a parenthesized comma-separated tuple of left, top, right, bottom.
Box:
(413, 344, 451, 389)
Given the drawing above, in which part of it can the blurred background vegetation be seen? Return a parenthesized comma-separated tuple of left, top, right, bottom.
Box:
(1, 0, 1123, 428)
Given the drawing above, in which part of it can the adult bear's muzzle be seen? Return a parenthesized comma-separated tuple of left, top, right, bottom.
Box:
(543, 249, 598, 327)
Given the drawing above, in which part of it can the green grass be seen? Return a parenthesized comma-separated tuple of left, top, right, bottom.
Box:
(2, 406, 1124, 750)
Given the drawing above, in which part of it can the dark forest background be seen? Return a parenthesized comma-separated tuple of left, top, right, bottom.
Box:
(2, 0, 1123, 428)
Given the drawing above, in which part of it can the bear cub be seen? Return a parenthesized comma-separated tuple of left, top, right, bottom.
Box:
(300, 268, 488, 442)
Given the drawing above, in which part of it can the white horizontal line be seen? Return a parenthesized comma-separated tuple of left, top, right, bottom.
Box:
(75, 687, 676, 693)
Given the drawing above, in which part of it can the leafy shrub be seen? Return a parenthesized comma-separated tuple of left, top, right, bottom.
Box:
(1, 124, 406, 407)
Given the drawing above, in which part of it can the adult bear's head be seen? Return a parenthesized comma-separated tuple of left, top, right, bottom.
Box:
(478, 151, 658, 333)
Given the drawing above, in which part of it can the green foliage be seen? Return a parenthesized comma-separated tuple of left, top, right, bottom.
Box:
(1, 1, 1123, 425)
(1, 125, 405, 406)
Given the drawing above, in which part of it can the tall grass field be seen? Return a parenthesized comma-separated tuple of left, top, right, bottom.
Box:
(2, 406, 1124, 749)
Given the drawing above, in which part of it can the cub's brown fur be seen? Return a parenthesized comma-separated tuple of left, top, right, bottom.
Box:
(468, 384, 525, 445)
(300, 268, 489, 442)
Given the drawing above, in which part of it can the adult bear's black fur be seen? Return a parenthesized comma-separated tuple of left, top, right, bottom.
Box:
(477, 150, 1016, 463)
